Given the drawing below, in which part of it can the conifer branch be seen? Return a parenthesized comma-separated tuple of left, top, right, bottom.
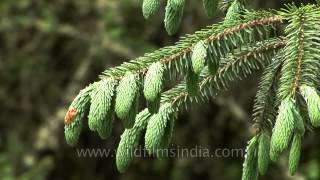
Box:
(252, 53, 283, 132)
(161, 38, 286, 111)
(99, 11, 281, 81)
(278, 4, 320, 99)
(63, 3, 320, 178)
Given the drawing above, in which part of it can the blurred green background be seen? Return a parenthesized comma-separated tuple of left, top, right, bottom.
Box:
(1, 0, 320, 179)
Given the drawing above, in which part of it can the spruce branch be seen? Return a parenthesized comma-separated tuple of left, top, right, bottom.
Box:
(113, 38, 285, 169)
(264, 5, 320, 172)
(252, 52, 283, 131)
(99, 11, 281, 82)
(278, 4, 320, 100)
(63, 3, 320, 178)
(161, 38, 285, 111)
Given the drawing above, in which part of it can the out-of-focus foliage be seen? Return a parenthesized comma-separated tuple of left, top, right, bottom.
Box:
(1, 0, 320, 180)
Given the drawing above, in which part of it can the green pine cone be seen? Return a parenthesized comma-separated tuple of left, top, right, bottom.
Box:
(143, 62, 164, 102)
(300, 85, 320, 127)
(144, 114, 160, 153)
(288, 133, 302, 176)
(145, 103, 174, 154)
(65, 120, 83, 146)
(142, 0, 161, 19)
(115, 73, 140, 128)
(270, 98, 296, 161)
(258, 132, 270, 175)
(203, 0, 218, 17)
(242, 136, 259, 180)
(164, 0, 185, 35)
(191, 40, 207, 75)
(116, 109, 151, 173)
(186, 70, 199, 96)
(225, 0, 243, 22)
(88, 78, 116, 139)
(64, 84, 94, 146)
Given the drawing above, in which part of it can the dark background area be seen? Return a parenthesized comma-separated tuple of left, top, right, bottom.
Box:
(1, 0, 320, 179)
